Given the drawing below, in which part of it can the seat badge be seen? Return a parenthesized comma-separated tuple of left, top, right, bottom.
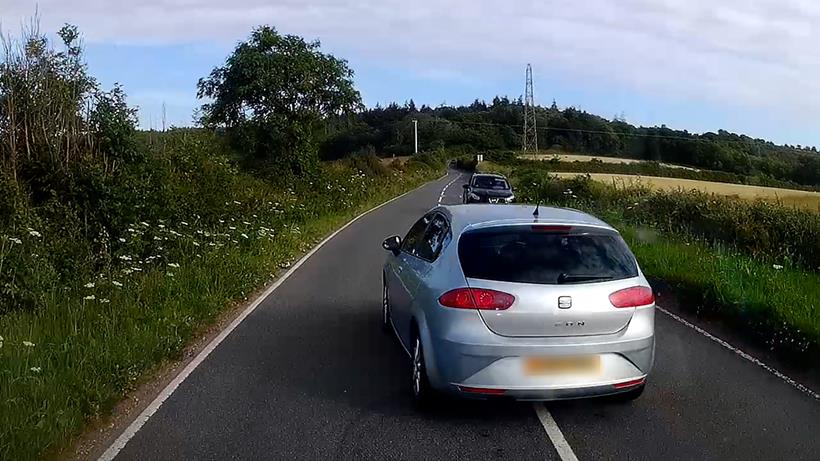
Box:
(558, 296, 572, 309)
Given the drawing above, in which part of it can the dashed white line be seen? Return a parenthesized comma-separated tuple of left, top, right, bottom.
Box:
(98, 173, 449, 461)
(438, 173, 463, 204)
(657, 305, 819, 401)
(534, 403, 579, 461)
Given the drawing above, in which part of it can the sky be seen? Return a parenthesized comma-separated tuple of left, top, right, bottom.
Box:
(2, 0, 819, 147)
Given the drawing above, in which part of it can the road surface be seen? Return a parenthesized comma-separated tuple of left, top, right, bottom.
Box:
(107, 171, 819, 461)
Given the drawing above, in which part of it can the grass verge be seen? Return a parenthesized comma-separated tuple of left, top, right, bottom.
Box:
(0, 158, 443, 461)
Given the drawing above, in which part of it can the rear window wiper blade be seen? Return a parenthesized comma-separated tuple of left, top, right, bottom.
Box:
(557, 273, 614, 284)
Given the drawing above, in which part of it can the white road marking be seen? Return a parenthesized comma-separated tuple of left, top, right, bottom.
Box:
(657, 306, 819, 401)
(98, 172, 450, 461)
(534, 403, 580, 461)
(438, 173, 463, 204)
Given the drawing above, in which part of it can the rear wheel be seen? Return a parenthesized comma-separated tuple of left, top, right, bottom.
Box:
(411, 334, 434, 406)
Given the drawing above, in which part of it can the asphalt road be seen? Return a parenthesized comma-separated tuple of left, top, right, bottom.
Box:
(111, 170, 819, 461)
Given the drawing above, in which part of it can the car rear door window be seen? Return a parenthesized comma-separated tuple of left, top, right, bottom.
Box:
(458, 227, 638, 284)
(415, 214, 450, 261)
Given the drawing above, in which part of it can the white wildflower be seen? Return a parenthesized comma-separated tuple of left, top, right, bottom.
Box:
(28, 229, 42, 238)
(158, 224, 166, 229)
(209, 242, 216, 247)
(30, 367, 41, 373)
(118, 237, 126, 243)
(84, 282, 95, 288)
(240, 233, 249, 239)
(181, 221, 189, 226)
(122, 269, 133, 275)
(229, 226, 236, 230)
(84, 295, 96, 300)
(167, 263, 180, 268)
(167, 272, 175, 277)
(99, 298, 110, 303)
(242, 221, 251, 225)
(131, 267, 142, 272)
(112, 281, 123, 287)
(232, 239, 238, 243)
(23, 341, 35, 347)
(192, 241, 200, 247)
(773, 264, 784, 270)
(9, 237, 22, 244)
(119, 255, 132, 261)
(233, 200, 241, 205)
(219, 219, 225, 224)
(141, 222, 150, 227)
(154, 236, 162, 241)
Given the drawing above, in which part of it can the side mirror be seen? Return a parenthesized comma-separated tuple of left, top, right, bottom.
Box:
(462, 184, 470, 190)
(382, 235, 401, 255)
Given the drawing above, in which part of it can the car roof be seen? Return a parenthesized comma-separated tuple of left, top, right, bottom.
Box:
(437, 204, 615, 234)
(471, 173, 507, 179)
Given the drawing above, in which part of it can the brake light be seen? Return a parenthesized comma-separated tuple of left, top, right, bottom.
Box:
(609, 286, 654, 308)
(613, 377, 646, 389)
(458, 386, 507, 395)
(531, 225, 572, 232)
(438, 288, 515, 310)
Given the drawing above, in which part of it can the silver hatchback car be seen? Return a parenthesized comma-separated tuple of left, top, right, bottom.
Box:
(381, 204, 655, 403)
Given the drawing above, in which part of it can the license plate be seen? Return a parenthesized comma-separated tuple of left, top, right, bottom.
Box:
(488, 198, 500, 203)
(524, 356, 601, 375)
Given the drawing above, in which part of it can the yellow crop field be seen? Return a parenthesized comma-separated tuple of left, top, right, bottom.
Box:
(521, 152, 701, 171)
(552, 172, 820, 211)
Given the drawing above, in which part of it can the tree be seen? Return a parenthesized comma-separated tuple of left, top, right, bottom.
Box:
(197, 26, 362, 174)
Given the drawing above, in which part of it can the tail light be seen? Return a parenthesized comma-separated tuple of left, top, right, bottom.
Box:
(438, 288, 515, 310)
(609, 286, 654, 308)
(458, 386, 507, 395)
(613, 377, 646, 389)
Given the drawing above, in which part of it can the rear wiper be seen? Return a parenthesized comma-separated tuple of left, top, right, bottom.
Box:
(557, 273, 614, 284)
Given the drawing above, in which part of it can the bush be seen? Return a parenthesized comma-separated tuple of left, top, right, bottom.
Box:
(512, 170, 820, 270)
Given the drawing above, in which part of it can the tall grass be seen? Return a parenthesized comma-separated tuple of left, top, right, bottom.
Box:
(0, 143, 443, 460)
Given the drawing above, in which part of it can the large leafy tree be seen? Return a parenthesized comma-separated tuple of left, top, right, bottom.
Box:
(197, 26, 362, 174)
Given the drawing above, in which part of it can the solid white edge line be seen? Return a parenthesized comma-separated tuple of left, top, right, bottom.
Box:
(438, 173, 462, 204)
(98, 171, 453, 461)
(534, 403, 579, 461)
(657, 306, 819, 401)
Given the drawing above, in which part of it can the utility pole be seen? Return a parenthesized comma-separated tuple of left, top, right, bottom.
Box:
(523, 63, 538, 152)
(413, 119, 418, 154)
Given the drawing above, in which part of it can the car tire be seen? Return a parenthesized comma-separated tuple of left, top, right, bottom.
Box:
(382, 278, 391, 333)
(613, 383, 645, 402)
(411, 333, 434, 406)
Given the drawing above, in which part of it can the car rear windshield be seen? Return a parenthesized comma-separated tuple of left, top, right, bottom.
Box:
(458, 226, 638, 284)
(473, 177, 509, 190)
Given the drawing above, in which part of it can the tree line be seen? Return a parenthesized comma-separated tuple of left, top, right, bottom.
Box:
(319, 98, 820, 187)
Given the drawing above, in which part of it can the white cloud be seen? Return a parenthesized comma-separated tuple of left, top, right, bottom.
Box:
(3, 0, 820, 130)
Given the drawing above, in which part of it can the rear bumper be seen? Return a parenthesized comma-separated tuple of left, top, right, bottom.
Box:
(422, 307, 655, 401)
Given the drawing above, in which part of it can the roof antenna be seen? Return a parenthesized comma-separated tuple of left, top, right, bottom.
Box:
(533, 201, 540, 218)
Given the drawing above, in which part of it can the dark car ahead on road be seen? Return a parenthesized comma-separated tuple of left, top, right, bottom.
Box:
(462, 173, 514, 204)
